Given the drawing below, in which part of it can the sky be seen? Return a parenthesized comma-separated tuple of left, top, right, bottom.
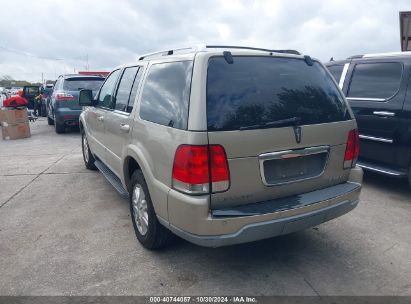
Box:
(0, 0, 409, 82)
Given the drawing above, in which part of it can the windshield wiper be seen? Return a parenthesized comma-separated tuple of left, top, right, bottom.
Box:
(239, 116, 301, 131)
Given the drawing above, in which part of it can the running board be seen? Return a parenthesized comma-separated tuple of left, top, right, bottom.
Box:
(357, 160, 407, 177)
(94, 160, 129, 198)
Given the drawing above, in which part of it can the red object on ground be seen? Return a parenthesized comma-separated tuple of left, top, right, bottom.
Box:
(3, 90, 29, 108)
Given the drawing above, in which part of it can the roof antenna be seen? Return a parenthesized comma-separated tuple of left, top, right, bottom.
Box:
(223, 51, 234, 64)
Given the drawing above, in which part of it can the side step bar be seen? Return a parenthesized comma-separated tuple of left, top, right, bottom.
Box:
(94, 160, 129, 198)
(357, 160, 407, 177)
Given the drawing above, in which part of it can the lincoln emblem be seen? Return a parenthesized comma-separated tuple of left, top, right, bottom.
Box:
(293, 126, 302, 144)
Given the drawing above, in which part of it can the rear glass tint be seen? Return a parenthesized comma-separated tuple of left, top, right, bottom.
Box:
(63, 78, 104, 91)
(207, 56, 350, 131)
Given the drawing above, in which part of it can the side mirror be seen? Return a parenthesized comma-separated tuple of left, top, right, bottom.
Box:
(79, 89, 94, 106)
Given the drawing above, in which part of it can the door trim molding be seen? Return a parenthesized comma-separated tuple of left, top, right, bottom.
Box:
(359, 134, 393, 143)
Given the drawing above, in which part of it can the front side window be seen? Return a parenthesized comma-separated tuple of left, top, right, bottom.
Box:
(114, 67, 139, 112)
(207, 56, 350, 131)
(140, 61, 193, 129)
(347, 62, 402, 100)
(97, 69, 121, 108)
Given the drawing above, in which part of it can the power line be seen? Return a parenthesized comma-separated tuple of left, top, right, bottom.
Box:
(0, 45, 89, 63)
(0, 45, 64, 61)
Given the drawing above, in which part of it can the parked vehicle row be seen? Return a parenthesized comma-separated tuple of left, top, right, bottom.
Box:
(326, 52, 411, 187)
(78, 45, 363, 250)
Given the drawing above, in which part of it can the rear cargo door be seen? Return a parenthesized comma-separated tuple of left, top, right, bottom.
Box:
(206, 56, 355, 209)
(61, 77, 104, 110)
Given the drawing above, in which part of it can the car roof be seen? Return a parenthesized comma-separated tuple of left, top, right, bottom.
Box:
(61, 74, 105, 80)
(326, 51, 411, 66)
(116, 45, 309, 69)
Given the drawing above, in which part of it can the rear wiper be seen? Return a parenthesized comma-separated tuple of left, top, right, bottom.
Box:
(239, 116, 301, 131)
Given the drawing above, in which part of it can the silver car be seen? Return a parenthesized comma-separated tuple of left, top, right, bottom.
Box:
(79, 45, 362, 249)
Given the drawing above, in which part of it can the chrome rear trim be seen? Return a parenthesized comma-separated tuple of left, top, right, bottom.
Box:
(258, 146, 330, 186)
(259, 145, 329, 161)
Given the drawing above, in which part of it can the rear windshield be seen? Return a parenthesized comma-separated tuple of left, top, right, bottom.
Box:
(63, 78, 104, 91)
(207, 56, 351, 131)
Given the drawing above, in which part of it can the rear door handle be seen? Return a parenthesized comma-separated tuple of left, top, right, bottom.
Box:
(97, 116, 104, 121)
(120, 124, 130, 132)
(373, 111, 395, 117)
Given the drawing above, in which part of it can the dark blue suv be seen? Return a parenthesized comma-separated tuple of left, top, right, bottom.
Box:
(48, 74, 104, 133)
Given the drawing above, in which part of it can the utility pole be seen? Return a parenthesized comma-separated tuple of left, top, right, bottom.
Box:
(85, 54, 89, 71)
(41, 72, 44, 84)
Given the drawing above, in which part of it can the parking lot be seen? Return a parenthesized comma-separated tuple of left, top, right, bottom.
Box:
(0, 119, 410, 296)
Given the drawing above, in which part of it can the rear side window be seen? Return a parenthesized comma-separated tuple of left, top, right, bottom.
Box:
(115, 66, 139, 112)
(347, 62, 402, 100)
(140, 61, 193, 130)
(127, 68, 143, 113)
(327, 65, 344, 82)
(207, 56, 350, 131)
(63, 78, 104, 91)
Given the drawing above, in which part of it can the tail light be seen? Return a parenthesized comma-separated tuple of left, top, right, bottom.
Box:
(344, 129, 359, 169)
(56, 93, 75, 101)
(172, 145, 230, 194)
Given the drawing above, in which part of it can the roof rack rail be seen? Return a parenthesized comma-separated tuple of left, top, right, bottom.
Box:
(363, 51, 411, 58)
(205, 45, 301, 55)
(346, 51, 411, 60)
(138, 44, 206, 60)
(138, 44, 301, 61)
(347, 55, 364, 59)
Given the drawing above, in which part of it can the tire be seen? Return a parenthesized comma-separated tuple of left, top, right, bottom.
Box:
(129, 170, 174, 250)
(81, 131, 97, 170)
(54, 115, 65, 134)
(47, 115, 54, 125)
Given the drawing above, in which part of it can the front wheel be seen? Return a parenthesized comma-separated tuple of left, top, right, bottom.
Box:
(82, 131, 97, 170)
(129, 170, 174, 250)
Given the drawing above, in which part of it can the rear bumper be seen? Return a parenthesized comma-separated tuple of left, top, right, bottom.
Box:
(166, 198, 359, 247)
(55, 108, 81, 125)
(164, 167, 363, 247)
